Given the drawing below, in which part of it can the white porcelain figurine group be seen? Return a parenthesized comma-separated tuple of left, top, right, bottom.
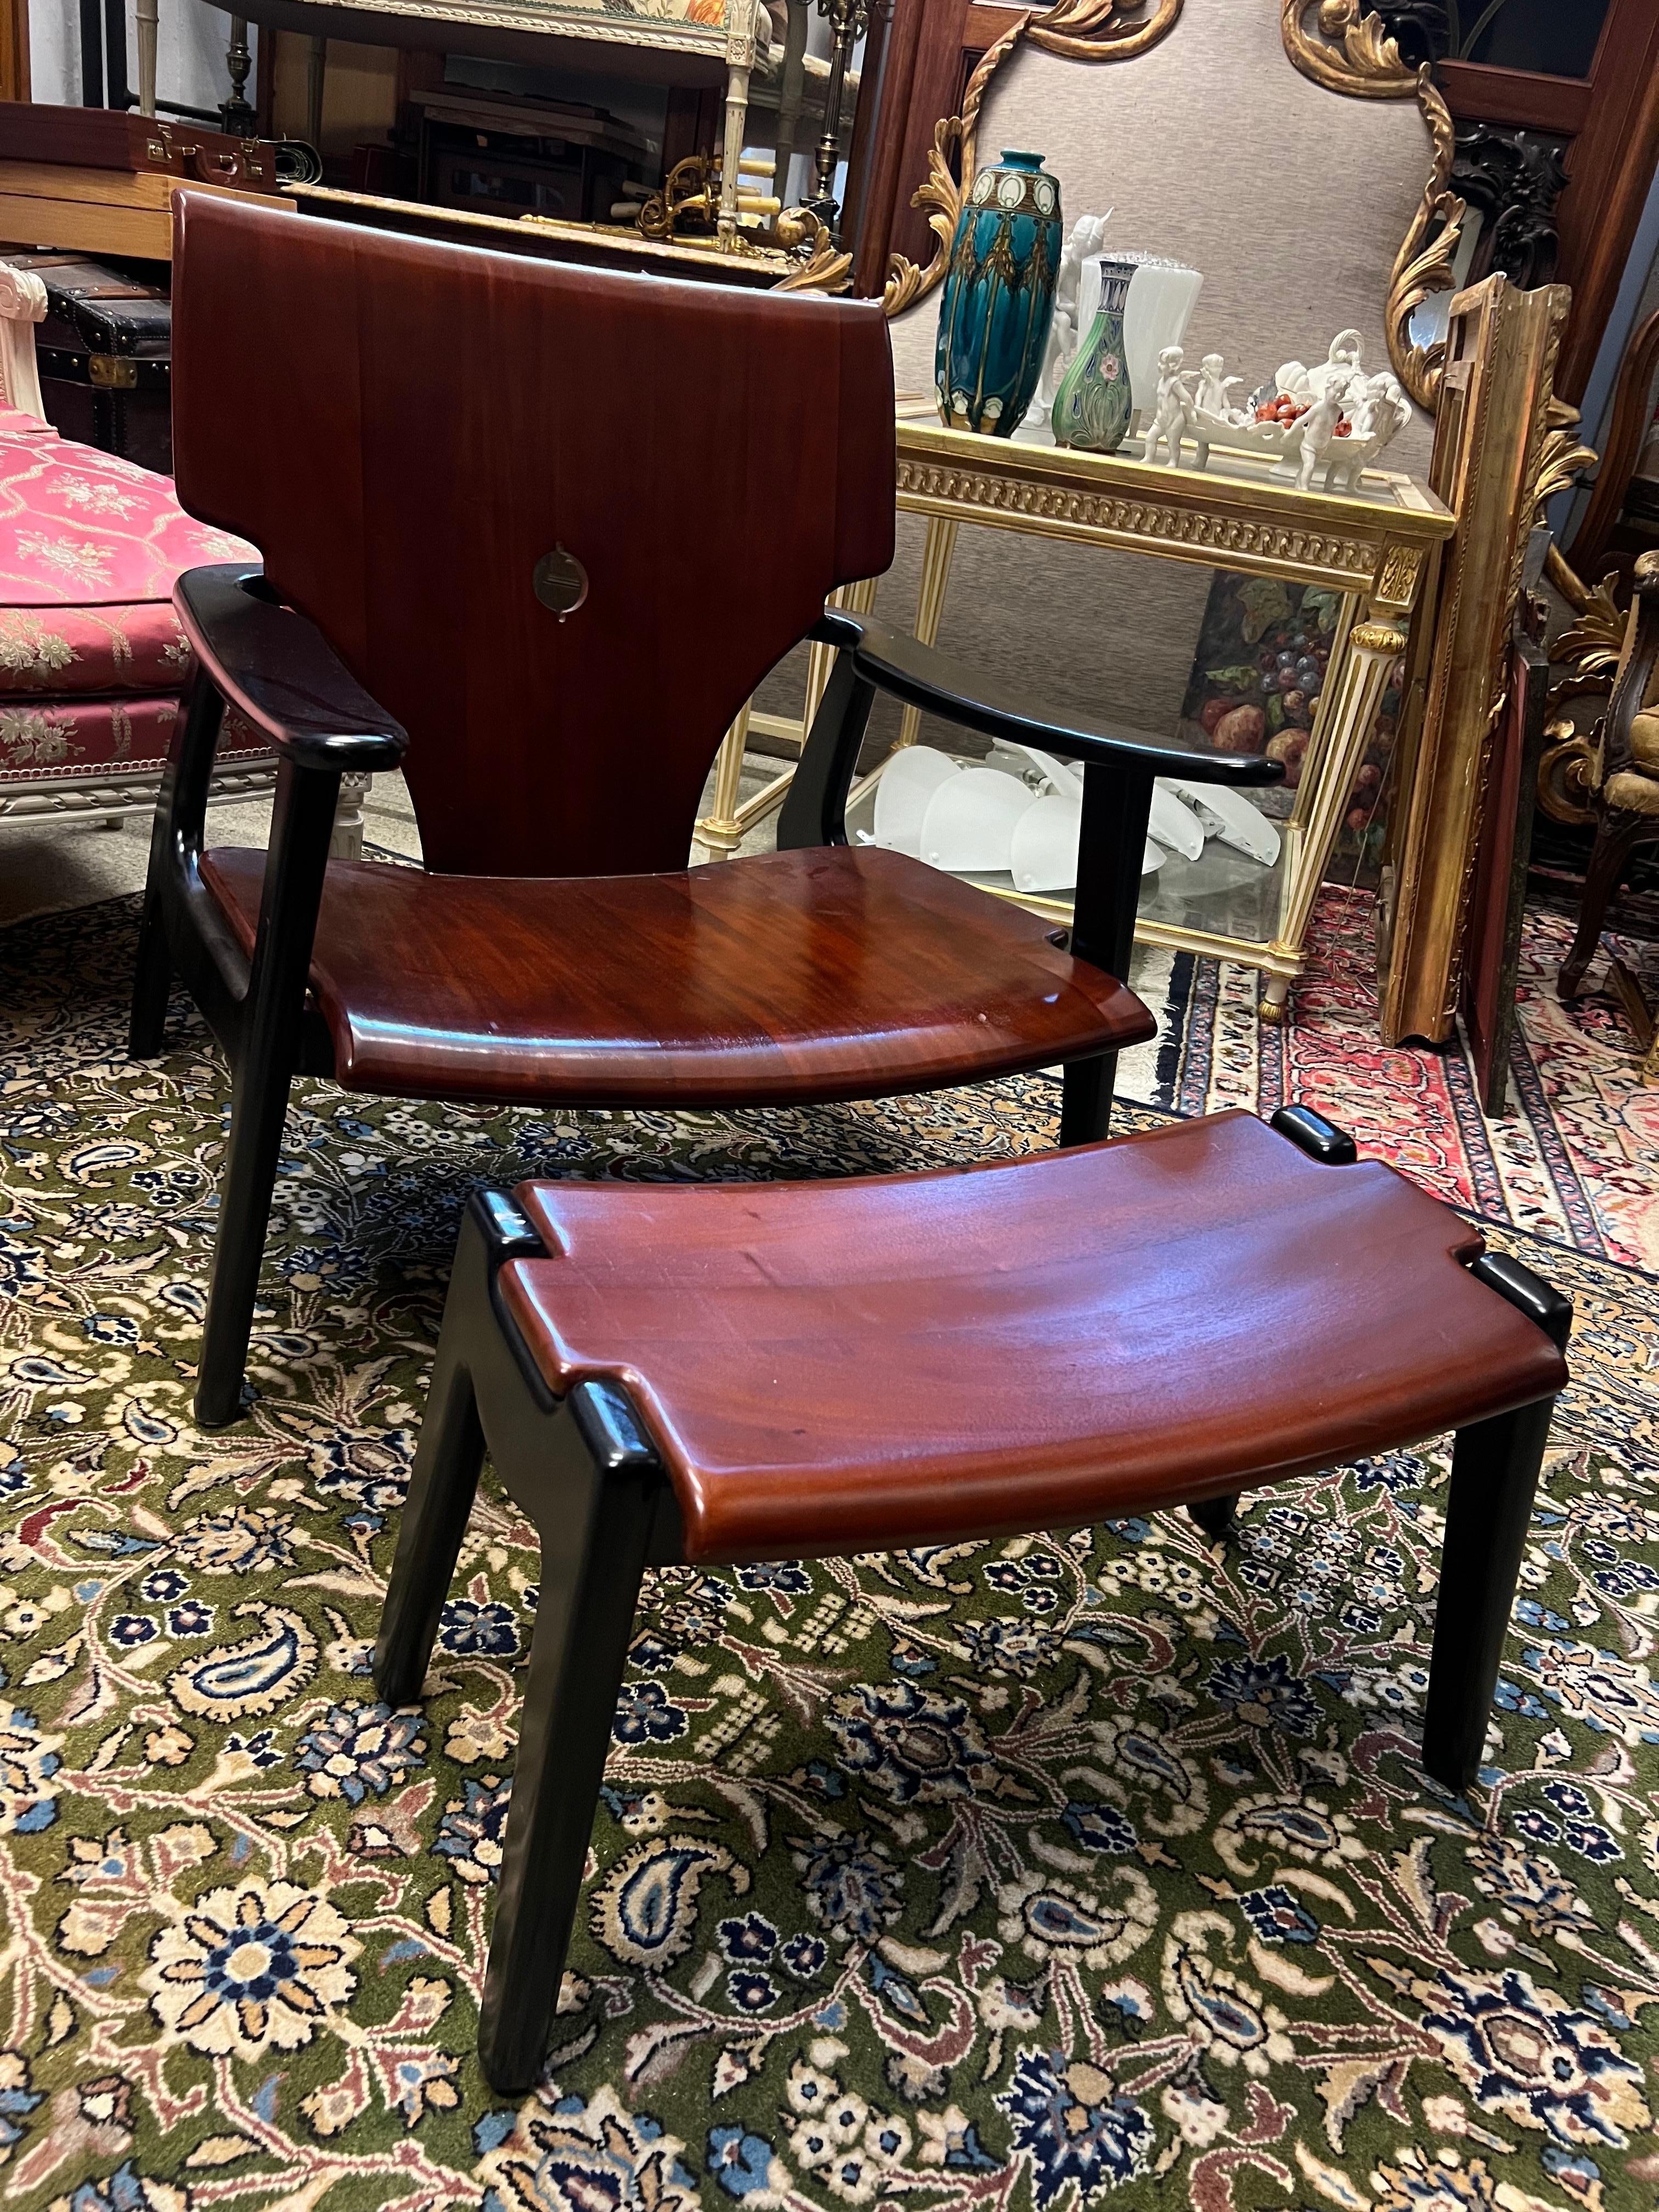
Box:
(1025, 216, 1412, 493)
(868, 744, 1279, 896)
(1133, 331, 1410, 489)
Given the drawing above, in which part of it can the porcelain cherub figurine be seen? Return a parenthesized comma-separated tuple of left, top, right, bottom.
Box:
(1294, 367, 1359, 493)
(1324, 371, 1413, 493)
(1353, 371, 1410, 453)
(1144, 346, 1197, 469)
(1194, 353, 1245, 424)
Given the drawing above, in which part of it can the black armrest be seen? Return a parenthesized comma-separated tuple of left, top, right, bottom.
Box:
(812, 610, 1283, 789)
(175, 564, 409, 774)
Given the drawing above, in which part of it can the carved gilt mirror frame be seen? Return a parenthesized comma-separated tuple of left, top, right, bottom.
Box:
(874, 0, 1465, 415)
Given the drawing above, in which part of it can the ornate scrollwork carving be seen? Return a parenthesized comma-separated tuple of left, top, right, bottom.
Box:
(1027, 0, 1184, 61)
(1453, 124, 1565, 291)
(1278, 12, 1464, 412)
(1280, 1, 1416, 94)
(774, 209, 853, 294)
(1531, 399, 1598, 524)
(1535, 710, 1599, 828)
(881, 0, 1181, 319)
(894, 454, 1384, 579)
(1384, 67, 1463, 410)
(1548, 565, 1624, 684)
(1375, 543, 1425, 608)
(1534, 530, 1623, 831)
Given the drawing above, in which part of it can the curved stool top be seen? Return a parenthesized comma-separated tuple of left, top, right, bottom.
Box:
(500, 1111, 1567, 1561)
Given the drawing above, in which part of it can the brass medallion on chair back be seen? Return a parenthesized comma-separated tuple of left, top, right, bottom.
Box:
(168, 193, 898, 879)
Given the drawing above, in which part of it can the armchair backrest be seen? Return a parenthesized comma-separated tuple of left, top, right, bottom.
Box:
(170, 192, 896, 878)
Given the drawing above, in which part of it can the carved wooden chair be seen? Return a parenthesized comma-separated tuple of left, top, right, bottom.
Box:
(132, 191, 1278, 1427)
(1558, 550, 1659, 1047)
(374, 1102, 1570, 2092)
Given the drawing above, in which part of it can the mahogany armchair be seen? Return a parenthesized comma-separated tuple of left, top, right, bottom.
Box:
(132, 191, 1279, 1427)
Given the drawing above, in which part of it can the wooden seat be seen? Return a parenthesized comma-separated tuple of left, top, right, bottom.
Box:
(374, 1105, 1570, 2095)
(499, 1110, 1566, 1559)
(199, 843, 1153, 1103)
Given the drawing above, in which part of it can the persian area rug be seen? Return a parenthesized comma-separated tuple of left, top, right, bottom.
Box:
(1125, 885, 1659, 1276)
(0, 896, 1656, 2212)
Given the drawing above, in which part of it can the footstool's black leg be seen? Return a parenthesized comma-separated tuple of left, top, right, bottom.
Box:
(1188, 1493, 1240, 1541)
(1423, 1395, 1557, 1792)
(376, 1191, 543, 1705)
(1423, 1250, 1571, 1793)
(479, 1381, 660, 2097)
(374, 1344, 485, 1707)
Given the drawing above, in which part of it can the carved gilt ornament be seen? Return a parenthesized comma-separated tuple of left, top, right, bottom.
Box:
(881, 0, 1184, 319)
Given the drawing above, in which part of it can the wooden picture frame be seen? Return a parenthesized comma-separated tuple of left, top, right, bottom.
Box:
(0, 0, 29, 105)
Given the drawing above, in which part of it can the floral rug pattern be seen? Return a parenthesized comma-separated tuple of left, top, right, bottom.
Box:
(0, 898, 1656, 2212)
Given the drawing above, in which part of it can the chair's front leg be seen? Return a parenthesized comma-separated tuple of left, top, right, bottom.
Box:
(1060, 756, 1154, 1146)
(195, 757, 340, 1428)
(1422, 1393, 1557, 1792)
(373, 1223, 498, 1708)
(131, 664, 226, 1058)
(479, 1384, 660, 2096)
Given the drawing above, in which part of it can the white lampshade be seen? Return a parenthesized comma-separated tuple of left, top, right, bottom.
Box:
(1115, 255, 1203, 431)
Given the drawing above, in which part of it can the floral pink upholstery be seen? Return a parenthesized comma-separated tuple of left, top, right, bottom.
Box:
(0, 413, 263, 788)
(0, 605, 194, 695)
(0, 697, 272, 786)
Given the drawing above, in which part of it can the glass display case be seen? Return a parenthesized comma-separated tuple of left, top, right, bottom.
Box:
(702, 411, 1455, 1021)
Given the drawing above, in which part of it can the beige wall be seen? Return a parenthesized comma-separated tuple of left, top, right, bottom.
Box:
(878, 0, 1438, 742)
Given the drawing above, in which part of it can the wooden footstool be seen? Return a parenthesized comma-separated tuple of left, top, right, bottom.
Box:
(374, 1105, 1570, 2092)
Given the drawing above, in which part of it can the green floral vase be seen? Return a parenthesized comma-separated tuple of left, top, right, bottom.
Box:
(934, 150, 1063, 437)
(1053, 255, 1137, 454)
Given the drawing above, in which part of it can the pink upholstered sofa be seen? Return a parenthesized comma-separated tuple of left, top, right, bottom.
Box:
(0, 266, 367, 852)
(0, 402, 283, 828)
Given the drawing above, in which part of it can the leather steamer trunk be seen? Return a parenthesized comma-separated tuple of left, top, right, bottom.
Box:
(1, 252, 173, 474)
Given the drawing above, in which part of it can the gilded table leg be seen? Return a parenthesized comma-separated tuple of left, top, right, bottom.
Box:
(695, 702, 753, 861)
(1262, 617, 1406, 1021)
(718, 60, 752, 247)
(134, 0, 159, 115)
(331, 772, 371, 861)
(701, 577, 878, 857)
(894, 517, 960, 754)
(804, 575, 880, 733)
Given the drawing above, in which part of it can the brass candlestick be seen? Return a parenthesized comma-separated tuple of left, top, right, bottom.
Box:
(808, 0, 868, 233)
(221, 15, 256, 137)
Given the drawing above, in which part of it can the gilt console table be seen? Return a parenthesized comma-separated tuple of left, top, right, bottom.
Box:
(699, 414, 1455, 1020)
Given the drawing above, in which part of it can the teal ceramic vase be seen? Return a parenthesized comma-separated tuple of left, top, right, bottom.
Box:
(1053, 255, 1137, 454)
(934, 150, 1062, 437)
